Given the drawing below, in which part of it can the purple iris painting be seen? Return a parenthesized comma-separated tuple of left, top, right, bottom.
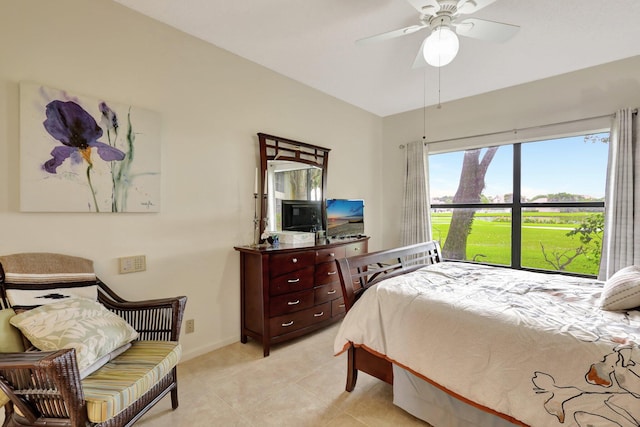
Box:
(20, 83, 160, 212)
(42, 100, 126, 211)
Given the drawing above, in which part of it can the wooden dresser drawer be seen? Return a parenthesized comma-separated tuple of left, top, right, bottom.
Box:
(270, 266, 315, 296)
(331, 297, 346, 317)
(315, 247, 345, 264)
(314, 282, 341, 305)
(269, 251, 315, 277)
(346, 241, 366, 257)
(269, 290, 315, 316)
(269, 302, 331, 337)
(314, 261, 339, 285)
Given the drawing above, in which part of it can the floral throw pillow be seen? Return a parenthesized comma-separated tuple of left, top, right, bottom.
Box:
(10, 297, 138, 372)
(600, 265, 640, 311)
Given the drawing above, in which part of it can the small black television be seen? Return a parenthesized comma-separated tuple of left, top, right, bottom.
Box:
(326, 199, 364, 238)
(281, 200, 322, 232)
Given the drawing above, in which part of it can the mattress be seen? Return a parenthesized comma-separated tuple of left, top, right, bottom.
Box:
(335, 262, 640, 426)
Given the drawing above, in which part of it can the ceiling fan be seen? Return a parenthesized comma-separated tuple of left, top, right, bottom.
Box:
(357, 0, 519, 67)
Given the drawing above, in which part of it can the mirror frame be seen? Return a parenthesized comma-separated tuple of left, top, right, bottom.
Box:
(258, 133, 330, 237)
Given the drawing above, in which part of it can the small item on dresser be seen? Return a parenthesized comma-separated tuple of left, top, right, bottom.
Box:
(258, 233, 279, 246)
(258, 230, 271, 246)
(272, 231, 315, 244)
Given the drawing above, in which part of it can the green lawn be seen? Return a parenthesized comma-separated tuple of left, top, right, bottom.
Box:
(431, 212, 600, 275)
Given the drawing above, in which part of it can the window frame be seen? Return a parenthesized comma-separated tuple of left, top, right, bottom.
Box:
(429, 139, 607, 278)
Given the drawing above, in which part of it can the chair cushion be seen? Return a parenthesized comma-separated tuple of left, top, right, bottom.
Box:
(0, 253, 95, 284)
(0, 308, 23, 408)
(0, 308, 24, 353)
(80, 343, 131, 379)
(9, 297, 138, 372)
(0, 252, 97, 308)
(82, 340, 181, 423)
(6, 286, 98, 308)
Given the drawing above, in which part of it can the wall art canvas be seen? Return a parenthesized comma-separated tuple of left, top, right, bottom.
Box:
(20, 82, 161, 212)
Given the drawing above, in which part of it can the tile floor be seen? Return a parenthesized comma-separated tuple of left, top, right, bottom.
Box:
(137, 323, 430, 426)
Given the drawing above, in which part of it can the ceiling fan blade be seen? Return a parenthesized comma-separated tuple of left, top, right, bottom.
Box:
(406, 0, 439, 16)
(455, 18, 519, 42)
(356, 24, 428, 45)
(456, 0, 498, 15)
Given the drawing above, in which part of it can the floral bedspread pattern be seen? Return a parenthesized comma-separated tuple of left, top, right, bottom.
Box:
(334, 262, 640, 427)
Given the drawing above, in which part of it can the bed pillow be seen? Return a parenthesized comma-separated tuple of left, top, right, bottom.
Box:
(0, 308, 24, 353)
(599, 265, 640, 311)
(9, 297, 138, 372)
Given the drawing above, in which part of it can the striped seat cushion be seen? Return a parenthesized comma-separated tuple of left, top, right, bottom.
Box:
(82, 340, 181, 423)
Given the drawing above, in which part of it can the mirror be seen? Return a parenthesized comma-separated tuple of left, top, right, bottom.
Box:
(265, 161, 322, 232)
(258, 133, 330, 237)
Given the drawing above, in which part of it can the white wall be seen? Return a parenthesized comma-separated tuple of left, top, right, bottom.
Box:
(381, 56, 640, 248)
(0, 0, 383, 360)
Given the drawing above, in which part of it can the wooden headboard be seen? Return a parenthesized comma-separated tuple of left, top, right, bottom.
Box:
(335, 241, 442, 312)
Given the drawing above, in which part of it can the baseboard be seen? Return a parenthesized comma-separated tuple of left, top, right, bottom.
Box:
(179, 336, 238, 362)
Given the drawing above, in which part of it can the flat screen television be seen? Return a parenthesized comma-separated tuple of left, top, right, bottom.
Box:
(281, 200, 322, 232)
(326, 199, 364, 238)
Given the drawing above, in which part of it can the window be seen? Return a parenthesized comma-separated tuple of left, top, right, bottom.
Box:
(429, 132, 609, 276)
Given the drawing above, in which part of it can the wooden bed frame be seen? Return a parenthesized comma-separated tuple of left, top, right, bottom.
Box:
(335, 241, 442, 391)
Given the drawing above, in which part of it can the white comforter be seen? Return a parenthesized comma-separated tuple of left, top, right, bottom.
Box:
(334, 262, 640, 427)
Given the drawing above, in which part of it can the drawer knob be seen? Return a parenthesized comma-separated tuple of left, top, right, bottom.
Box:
(329, 252, 335, 257)
(314, 311, 324, 317)
(292, 258, 298, 263)
(287, 278, 300, 283)
(327, 289, 337, 295)
(339, 303, 345, 308)
(353, 247, 359, 252)
(327, 271, 337, 276)
(288, 300, 300, 305)
(282, 321, 294, 327)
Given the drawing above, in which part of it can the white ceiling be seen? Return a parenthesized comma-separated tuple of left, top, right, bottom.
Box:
(112, 0, 640, 117)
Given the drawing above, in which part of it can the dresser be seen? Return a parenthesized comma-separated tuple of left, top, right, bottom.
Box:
(234, 237, 368, 356)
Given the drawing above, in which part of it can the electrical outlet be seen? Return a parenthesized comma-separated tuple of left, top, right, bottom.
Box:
(185, 319, 195, 334)
(119, 255, 146, 274)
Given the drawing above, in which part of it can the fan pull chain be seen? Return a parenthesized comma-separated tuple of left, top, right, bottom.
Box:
(423, 69, 427, 141)
(437, 65, 442, 109)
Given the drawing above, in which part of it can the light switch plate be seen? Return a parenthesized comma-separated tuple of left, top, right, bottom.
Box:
(119, 255, 146, 274)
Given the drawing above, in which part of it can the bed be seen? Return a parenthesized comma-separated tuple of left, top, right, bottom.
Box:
(333, 241, 640, 427)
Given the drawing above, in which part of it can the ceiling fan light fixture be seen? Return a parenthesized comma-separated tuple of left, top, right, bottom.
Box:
(423, 26, 459, 67)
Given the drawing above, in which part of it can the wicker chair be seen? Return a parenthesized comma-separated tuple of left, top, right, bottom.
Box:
(0, 253, 187, 427)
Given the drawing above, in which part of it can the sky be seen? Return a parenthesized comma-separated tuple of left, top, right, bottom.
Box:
(428, 133, 609, 201)
(326, 199, 364, 219)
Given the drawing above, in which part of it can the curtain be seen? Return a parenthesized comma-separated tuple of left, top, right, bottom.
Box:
(401, 141, 432, 245)
(599, 108, 640, 280)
